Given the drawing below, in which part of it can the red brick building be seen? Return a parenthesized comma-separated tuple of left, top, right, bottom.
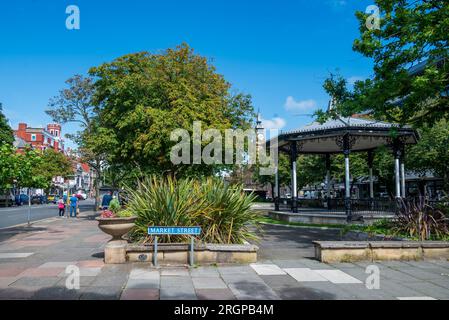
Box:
(14, 123, 64, 152)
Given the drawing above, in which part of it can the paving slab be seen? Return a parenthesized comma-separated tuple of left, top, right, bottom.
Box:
(129, 269, 160, 280)
(190, 267, 220, 278)
(228, 282, 280, 300)
(160, 287, 197, 300)
(120, 288, 159, 300)
(80, 286, 122, 300)
(38, 261, 76, 268)
(196, 288, 236, 300)
(160, 276, 193, 288)
(314, 269, 363, 284)
(18, 267, 64, 277)
(273, 282, 354, 300)
(250, 264, 286, 275)
(9, 276, 60, 288)
(192, 277, 228, 289)
(397, 296, 437, 300)
(284, 268, 328, 282)
(78, 267, 102, 277)
(32, 286, 82, 300)
(220, 273, 266, 285)
(0, 253, 34, 259)
(126, 278, 160, 289)
(259, 275, 303, 288)
(161, 268, 189, 276)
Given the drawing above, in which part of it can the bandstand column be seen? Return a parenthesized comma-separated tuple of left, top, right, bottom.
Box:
(325, 154, 331, 209)
(274, 165, 280, 211)
(400, 148, 406, 198)
(367, 150, 374, 199)
(393, 139, 402, 199)
(290, 141, 298, 213)
(342, 134, 352, 221)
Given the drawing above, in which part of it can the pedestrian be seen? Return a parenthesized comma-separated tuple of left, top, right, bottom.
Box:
(69, 194, 78, 218)
(101, 191, 113, 210)
(57, 198, 65, 217)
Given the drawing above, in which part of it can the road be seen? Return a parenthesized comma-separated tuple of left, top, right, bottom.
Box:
(0, 199, 95, 229)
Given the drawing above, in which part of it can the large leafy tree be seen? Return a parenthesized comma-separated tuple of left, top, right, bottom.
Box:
(317, 0, 449, 126)
(0, 103, 14, 145)
(406, 119, 449, 191)
(89, 43, 254, 178)
(0, 145, 17, 190)
(46, 75, 107, 208)
(36, 149, 74, 189)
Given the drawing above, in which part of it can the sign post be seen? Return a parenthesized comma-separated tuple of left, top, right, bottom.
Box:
(154, 236, 158, 267)
(148, 226, 202, 267)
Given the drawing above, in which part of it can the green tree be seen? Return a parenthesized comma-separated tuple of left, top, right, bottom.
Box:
(0, 103, 14, 145)
(0, 144, 18, 190)
(15, 149, 48, 190)
(317, 0, 449, 126)
(46, 75, 106, 208)
(406, 119, 449, 192)
(89, 43, 254, 178)
(35, 149, 74, 189)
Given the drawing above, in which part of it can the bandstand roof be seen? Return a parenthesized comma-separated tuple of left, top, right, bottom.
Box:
(273, 116, 419, 154)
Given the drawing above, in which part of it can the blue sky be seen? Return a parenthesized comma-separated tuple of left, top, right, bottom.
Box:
(0, 0, 374, 148)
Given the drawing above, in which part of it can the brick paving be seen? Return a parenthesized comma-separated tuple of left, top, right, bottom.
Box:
(0, 206, 449, 300)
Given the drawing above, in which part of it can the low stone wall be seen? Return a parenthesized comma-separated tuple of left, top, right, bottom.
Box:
(314, 241, 449, 263)
(104, 240, 258, 265)
(269, 211, 393, 225)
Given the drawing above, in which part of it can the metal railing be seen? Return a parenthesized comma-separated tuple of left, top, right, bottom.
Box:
(276, 197, 448, 217)
(277, 198, 397, 215)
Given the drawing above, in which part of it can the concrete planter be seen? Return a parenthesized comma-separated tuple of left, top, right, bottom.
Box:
(103, 241, 259, 265)
(96, 216, 137, 241)
(314, 240, 449, 263)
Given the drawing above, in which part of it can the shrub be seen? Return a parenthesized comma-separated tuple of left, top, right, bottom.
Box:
(123, 176, 258, 244)
(395, 197, 449, 241)
(109, 198, 121, 214)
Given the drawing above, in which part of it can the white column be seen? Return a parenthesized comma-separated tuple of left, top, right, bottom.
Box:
(395, 157, 401, 198)
(369, 167, 374, 199)
(345, 155, 350, 199)
(274, 166, 279, 199)
(292, 160, 297, 199)
(401, 162, 406, 198)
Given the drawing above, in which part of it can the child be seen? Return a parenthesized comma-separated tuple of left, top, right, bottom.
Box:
(58, 198, 65, 217)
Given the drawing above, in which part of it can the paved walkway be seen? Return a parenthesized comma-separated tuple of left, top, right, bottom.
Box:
(0, 210, 449, 300)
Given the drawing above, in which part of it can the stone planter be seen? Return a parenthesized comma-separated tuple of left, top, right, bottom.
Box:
(96, 216, 137, 241)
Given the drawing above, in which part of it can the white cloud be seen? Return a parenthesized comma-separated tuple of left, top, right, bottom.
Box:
(347, 76, 365, 85)
(261, 117, 286, 130)
(284, 96, 317, 112)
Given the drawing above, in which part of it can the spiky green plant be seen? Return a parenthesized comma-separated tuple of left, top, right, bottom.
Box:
(395, 197, 449, 241)
(123, 176, 258, 244)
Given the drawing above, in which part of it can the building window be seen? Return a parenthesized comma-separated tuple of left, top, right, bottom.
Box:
(55, 130, 59, 136)
(31, 134, 36, 141)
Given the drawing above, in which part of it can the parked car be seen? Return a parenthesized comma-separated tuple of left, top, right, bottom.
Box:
(47, 194, 59, 204)
(75, 194, 85, 200)
(15, 194, 29, 206)
(0, 192, 14, 207)
(31, 195, 48, 205)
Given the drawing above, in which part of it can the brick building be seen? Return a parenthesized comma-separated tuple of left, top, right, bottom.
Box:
(14, 123, 64, 152)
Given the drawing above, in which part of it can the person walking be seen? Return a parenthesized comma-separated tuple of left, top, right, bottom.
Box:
(101, 191, 113, 210)
(57, 198, 65, 217)
(69, 194, 78, 218)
